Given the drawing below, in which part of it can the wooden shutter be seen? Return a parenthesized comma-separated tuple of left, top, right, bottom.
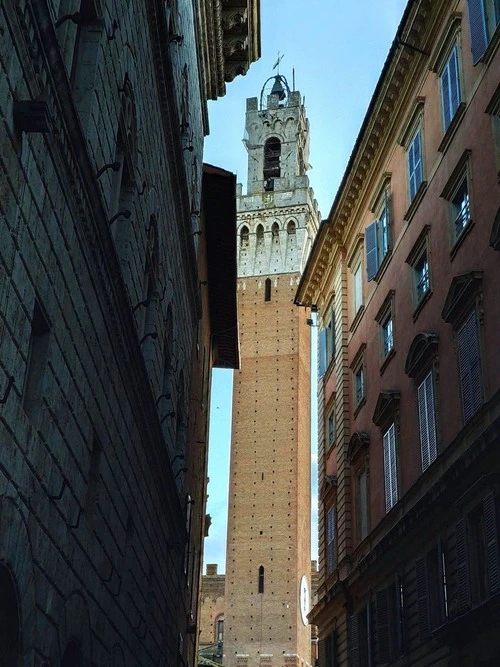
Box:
(375, 589, 391, 663)
(457, 311, 483, 423)
(455, 518, 471, 613)
(483, 492, 500, 595)
(415, 557, 430, 638)
(468, 0, 488, 64)
(348, 615, 360, 667)
(449, 46, 460, 120)
(383, 424, 398, 512)
(408, 128, 422, 201)
(326, 506, 336, 576)
(365, 220, 379, 281)
(418, 371, 437, 471)
(441, 57, 452, 130)
(319, 327, 327, 377)
(317, 637, 326, 667)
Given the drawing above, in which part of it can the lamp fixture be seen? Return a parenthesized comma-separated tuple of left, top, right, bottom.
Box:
(96, 161, 120, 179)
(109, 210, 131, 225)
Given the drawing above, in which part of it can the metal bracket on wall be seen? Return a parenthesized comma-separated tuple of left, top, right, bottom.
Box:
(0, 375, 14, 404)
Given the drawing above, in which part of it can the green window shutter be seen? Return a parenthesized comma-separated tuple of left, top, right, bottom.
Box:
(468, 0, 488, 63)
(415, 557, 430, 638)
(375, 588, 391, 663)
(365, 220, 379, 281)
(455, 518, 471, 613)
(483, 492, 500, 595)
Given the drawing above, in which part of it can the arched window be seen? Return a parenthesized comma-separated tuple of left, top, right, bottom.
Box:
(0, 565, 20, 666)
(264, 137, 281, 179)
(215, 614, 224, 642)
(271, 222, 279, 237)
(256, 224, 264, 244)
(240, 225, 249, 245)
(258, 565, 265, 594)
(60, 639, 83, 667)
(265, 278, 271, 302)
(287, 220, 296, 235)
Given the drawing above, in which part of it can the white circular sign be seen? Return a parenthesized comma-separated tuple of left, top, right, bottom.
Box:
(299, 575, 309, 626)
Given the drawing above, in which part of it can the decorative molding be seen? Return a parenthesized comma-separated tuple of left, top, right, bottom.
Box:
(404, 332, 439, 378)
(441, 271, 483, 324)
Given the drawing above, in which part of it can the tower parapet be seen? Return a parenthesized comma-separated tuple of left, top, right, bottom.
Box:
(237, 75, 319, 278)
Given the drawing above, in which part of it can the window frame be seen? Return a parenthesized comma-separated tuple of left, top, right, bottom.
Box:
(375, 290, 396, 373)
(406, 226, 432, 319)
(383, 423, 399, 513)
(467, 0, 500, 64)
(441, 150, 473, 256)
(456, 308, 484, 424)
(350, 344, 367, 418)
(439, 42, 462, 133)
(417, 370, 438, 472)
(325, 504, 337, 577)
(366, 179, 392, 282)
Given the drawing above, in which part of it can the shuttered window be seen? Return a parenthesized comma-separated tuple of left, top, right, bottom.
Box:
(353, 263, 363, 314)
(483, 492, 500, 596)
(375, 588, 391, 663)
(457, 310, 483, 423)
(440, 44, 461, 131)
(326, 505, 336, 576)
(383, 424, 398, 513)
(418, 371, 438, 471)
(468, 0, 500, 64)
(318, 327, 327, 377)
(455, 517, 471, 613)
(365, 198, 390, 282)
(407, 127, 423, 201)
(348, 614, 360, 667)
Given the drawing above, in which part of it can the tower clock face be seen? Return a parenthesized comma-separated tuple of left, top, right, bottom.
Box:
(299, 575, 309, 626)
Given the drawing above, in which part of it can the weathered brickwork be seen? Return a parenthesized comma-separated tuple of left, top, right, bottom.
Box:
(0, 0, 257, 665)
(219, 80, 319, 667)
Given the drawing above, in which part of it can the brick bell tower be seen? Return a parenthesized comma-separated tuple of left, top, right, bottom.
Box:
(224, 75, 319, 667)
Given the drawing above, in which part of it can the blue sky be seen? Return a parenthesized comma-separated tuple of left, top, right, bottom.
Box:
(203, 0, 408, 573)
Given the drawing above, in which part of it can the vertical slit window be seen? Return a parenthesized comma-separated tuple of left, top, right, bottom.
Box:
(23, 300, 50, 419)
(258, 565, 265, 593)
(264, 278, 271, 302)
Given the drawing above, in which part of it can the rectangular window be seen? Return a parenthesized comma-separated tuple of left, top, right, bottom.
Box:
(414, 248, 430, 303)
(382, 313, 394, 357)
(349, 608, 370, 667)
(451, 176, 471, 240)
(383, 423, 398, 513)
(353, 263, 363, 315)
(457, 310, 483, 422)
(418, 371, 438, 471)
(326, 505, 336, 576)
(468, 0, 500, 63)
(356, 470, 369, 541)
(407, 127, 423, 202)
(23, 300, 51, 419)
(440, 44, 461, 131)
(326, 308, 335, 364)
(355, 366, 364, 405)
(366, 192, 391, 281)
(415, 544, 447, 637)
(375, 583, 399, 663)
(327, 410, 336, 447)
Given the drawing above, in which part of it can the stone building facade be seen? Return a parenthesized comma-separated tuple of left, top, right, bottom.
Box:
(0, 1, 259, 665)
(296, 0, 500, 665)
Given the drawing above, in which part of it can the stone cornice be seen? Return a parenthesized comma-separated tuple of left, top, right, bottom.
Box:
(201, 0, 261, 100)
(238, 204, 311, 220)
(298, 0, 449, 308)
